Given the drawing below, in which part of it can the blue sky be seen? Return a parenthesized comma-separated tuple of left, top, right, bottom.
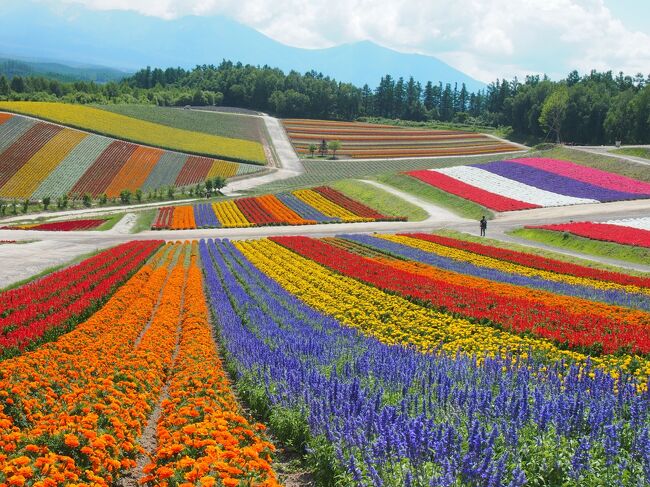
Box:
(29, 0, 650, 81)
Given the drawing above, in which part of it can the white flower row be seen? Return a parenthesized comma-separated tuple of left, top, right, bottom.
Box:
(432, 166, 599, 208)
(606, 217, 650, 231)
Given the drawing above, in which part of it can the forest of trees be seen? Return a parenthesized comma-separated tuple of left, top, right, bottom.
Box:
(0, 60, 649, 145)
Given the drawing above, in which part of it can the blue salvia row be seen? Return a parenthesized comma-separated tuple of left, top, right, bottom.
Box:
(340, 234, 650, 311)
(276, 192, 340, 222)
(192, 203, 221, 228)
(199, 238, 650, 486)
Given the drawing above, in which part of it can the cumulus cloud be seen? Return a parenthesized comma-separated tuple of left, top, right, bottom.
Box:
(55, 0, 650, 81)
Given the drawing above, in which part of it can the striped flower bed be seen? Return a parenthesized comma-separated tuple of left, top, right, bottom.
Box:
(530, 218, 650, 248)
(407, 158, 650, 211)
(0, 113, 263, 199)
(283, 119, 521, 159)
(151, 187, 405, 229)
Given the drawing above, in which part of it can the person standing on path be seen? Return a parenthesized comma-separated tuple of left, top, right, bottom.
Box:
(480, 216, 487, 236)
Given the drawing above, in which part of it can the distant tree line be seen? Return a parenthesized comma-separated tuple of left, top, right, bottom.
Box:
(0, 60, 649, 144)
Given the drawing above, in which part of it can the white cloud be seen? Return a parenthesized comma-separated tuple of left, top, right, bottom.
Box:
(55, 0, 650, 81)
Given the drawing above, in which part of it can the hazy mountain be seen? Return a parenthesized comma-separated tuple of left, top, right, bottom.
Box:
(0, 57, 130, 83)
(0, 2, 484, 91)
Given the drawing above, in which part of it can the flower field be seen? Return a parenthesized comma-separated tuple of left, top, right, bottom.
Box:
(407, 158, 650, 211)
(0, 102, 267, 163)
(283, 119, 520, 159)
(1, 219, 107, 231)
(2, 231, 650, 485)
(0, 113, 263, 199)
(530, 217, 650, 248)
(151, 186, 405, 229)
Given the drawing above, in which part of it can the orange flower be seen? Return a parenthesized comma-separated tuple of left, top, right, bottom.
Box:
(64, 435, 80, 448)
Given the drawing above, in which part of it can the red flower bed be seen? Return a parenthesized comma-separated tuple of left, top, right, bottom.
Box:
(70, 141, 137, 196)
(530, 222, 650, 249)
(406, 170, 539, 211)
(313, 186, 401, 220)
(405, 233, 650, 288)
(272, 236, 650, 355)
(174, 155, 213, 186)
(235, 197, 283, 225)
(0, 240, 162, 356)
(28, 219, 106, 231)
(152, 207, 174, 230)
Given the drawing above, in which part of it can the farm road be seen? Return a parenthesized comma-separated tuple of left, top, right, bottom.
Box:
(573, 145, 650, 167)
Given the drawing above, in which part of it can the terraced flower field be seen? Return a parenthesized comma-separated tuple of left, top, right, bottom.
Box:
(408, 157, 650, 211)
(283, 118, 521, 159)
(0, 102, 267, 163)
(0, 113, 263, 199)
(2, 234, 650, 485)
(152, 186, 405, 229)
(530, 217, 650, 248)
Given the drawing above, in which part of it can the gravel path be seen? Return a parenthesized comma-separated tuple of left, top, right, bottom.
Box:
(0, 240, 112, 288)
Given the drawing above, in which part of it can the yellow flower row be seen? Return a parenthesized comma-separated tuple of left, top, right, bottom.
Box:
(207, 159, 239, 179)
(0, 102, 267, 163)
(235, 239, 650, 381)
(380, 234, 650, 296)
(212, 201, 252, 228)
(293, 189, 371, 222)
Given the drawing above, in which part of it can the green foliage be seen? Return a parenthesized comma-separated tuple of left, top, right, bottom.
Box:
(539, 85, 569, 143)
(327, 140, 342, 159)
(82, 193, 92, 207)
(99, 193, 108, 205)
(119, 189, 131, 204)
(42, 196, 51, 210)
(21, 199, 29, 214)
(135, 188, 143, 203)
(610, 147, 650, 160)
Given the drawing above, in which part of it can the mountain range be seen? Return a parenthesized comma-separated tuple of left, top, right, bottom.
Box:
(0, 1, 484, 91)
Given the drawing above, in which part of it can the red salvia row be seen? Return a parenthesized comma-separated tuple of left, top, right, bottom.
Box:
(152, 207, 174, 230)
(272, 236, 650, 355)
(235, 197, 284, 225)
(0, 240, 162, 354)
(404, 233, 650, 288)
(70, 141, 137, 196)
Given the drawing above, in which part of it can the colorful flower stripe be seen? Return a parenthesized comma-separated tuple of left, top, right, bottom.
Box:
(104, 146, 164, 198)
(273, 236, 650, 355)
(170, 205, 196, 230)
(152, 206, 174, 230)
(511, 157, 650, 195)
(436, 166, 599, 207)
(405, 232, 650, 288)
(70, 140, 138, 196)
(143, 251, 279, 487)
(0, 129, 87, 199)
(235, 197, 285, 225)
(207, 159, 239, 179)
(530, 222, 650, 248)
(213, 201, 252, 228)
(151, 187, 401, 229)
(371, 233, 650, 301)
(193, 202, 222, 228)
(0, 122, 63, 189)
(407, 169, 538, 211)
(256, 194, 313, 225)
(2, 219, 107, 231)
(275, 192, 337, 222)
(174, 155, 214, 187)
(0, 241, 161, 355)
(313, 185, 394, 219)
(212, 238, 650, 485)
(0, 245, 177, 484)
(476, 160, 645, 201)
(0, 113, 12, 124)
(0, 116, 36, 155)
(293, 189, 371, 222)
(236, 238, 648, 379)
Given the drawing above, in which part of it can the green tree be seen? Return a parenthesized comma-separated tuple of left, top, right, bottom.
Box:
(99, 193, 108, 205)
(10, 76, 26, 93)
(42, 196, 51, 210)
(205, 178, 213, 197)
(82, 193, 92, 207)
(120, 190, 131, 204)
(212, 176, 226, 195)
(0, 75, 10, 97)
(539, 85, 569, 143)
(135, 189, 143, 203)
(21, 199, 29, 214)
(328, 140, 342, 159)
(308, 144, 317, 158)
(167, 186, 175, 200)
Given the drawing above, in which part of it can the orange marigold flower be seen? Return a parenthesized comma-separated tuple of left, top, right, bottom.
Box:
(156, 466, 175, 479)
(64, 435, 80, 448)
(199, 476, 217, 487)
(7, 474, 26, 486)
